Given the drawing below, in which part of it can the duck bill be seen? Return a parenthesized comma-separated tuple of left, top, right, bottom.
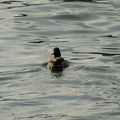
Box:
(51, 52, 54, 55)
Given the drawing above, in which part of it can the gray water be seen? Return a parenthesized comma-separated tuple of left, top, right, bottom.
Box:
(0, 0, 120, 120)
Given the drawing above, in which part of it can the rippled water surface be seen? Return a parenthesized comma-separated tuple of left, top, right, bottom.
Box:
(0, 0, 120, 120)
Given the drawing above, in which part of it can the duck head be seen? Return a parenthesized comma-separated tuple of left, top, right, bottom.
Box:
(52, 47, 61, 58)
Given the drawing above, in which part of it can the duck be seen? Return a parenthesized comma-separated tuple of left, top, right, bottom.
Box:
(47, 47, 68, 71)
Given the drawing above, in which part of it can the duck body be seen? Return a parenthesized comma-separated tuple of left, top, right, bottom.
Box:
(47, 48, 68, 71)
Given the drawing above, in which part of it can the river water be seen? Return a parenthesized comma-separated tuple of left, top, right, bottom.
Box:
(0, 0, 120, 120)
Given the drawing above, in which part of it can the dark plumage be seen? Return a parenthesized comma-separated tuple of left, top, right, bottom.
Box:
(47, 47, 68, 71)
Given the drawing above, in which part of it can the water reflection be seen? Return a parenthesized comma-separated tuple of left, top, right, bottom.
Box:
(51, 70, 63, 77)
(0, 0, 120, 119)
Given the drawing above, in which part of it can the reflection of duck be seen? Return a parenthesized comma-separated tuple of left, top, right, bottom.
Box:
(47, 47, 68, 72)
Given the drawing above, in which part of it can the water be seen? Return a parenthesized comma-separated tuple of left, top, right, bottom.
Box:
(0, 0, 120, 120)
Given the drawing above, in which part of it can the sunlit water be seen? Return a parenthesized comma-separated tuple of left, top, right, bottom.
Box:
(0, 0, 120, 120)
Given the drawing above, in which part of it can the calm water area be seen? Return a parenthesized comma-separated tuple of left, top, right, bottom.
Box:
(0, 0, 120, 120)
